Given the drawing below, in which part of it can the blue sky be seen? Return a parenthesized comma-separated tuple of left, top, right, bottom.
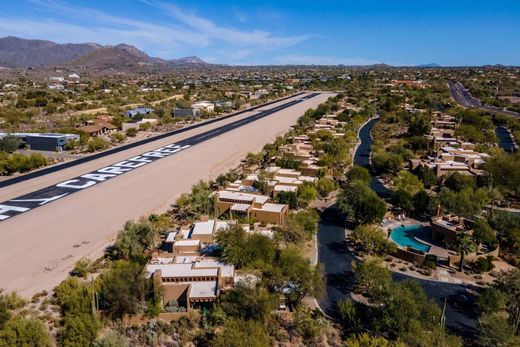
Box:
(0, 0, 519, 66)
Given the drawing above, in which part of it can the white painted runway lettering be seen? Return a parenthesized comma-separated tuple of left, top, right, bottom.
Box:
(57, 179, 97, 189)
(0, 205, 30, 220)
(0, 93, 317, 222)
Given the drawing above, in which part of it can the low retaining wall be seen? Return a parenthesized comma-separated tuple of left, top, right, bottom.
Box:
(394, 248, 426, 265)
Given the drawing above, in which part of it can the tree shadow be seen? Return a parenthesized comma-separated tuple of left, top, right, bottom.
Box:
(326, 240, 350, 255)
(326, 270, 355, 294)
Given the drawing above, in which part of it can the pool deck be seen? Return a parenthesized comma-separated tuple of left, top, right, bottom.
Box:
(383, 218, 452, 258)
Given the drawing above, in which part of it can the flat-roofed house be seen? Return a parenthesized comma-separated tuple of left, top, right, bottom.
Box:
(188, 219, 230, 243)
(273, 184, 298, 197)
(192, 101, 215, 113)
(0, 132, 79, 151)
(431, 215, 472, 248)
(173, 108, 199, 118)
(164, 218, 231, 253)
(172, 239, 201, 254)
(77, 123, 117, 136)
(146, 257, 234, 312)
(124, 107, 153, 118)
(215, 190, 288, 224)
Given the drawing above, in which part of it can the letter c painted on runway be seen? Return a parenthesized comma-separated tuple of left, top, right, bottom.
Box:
(56, 179, 97, 189)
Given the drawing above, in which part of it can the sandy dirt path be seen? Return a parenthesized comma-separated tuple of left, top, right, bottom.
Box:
(0, 92, 332, 297)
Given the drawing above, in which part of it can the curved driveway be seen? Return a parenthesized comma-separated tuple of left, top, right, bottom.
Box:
(317, 118, 476, 334)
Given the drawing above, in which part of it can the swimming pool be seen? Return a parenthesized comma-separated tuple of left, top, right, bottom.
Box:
(390, 224, 431, 253)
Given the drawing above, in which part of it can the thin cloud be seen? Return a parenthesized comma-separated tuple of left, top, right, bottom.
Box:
(142, 0, 310, 48)
(0, 0, 312, 62)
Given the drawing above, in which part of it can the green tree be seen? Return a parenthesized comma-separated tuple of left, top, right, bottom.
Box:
(216, 224, 249, 267)
(100, 261, 148, 319)
(245, 152, 263, 166)
(54, 277, 99, 347)
(29, 153, 47, 168)
(87, 137, 110, 152)
(494, 269, 520, 335)
(0, 135, 22, 153)
(216, 224, 276, 269)
(413, 190, 432, 217)
(189, 181, 215, 215)
(489, 210, 520, 254)
(347, 165, 371, 184)
(438, 187, 488, 218)
(393, 171, 424, 196)
(455, 232, 477, 272)
(277, 209, 318, 245)
(220, 287, 277, 322)
(71, 257, 91, 278)
(477, 312, 520, 347)
(276, 190, 298, 209)
(372, 151, 403, 174)
(485, 151, 520, 197)
(293, 306, 326, 342)
(316, 176, 337, 197)
(0, 315, 52, 347)
(352, 257, 392, 302)
(477, 287, 506, 315)
(265, 247, 324, 306)
(125, 128, 138, 137)
(392, 188, 414, 214)
(364, 278, 462, 347)
(212, 318, 270, 347)
(110, 219, 155, 261)
(0, 302, 9, 330)
(408, 113, 431, 136)
(297, 182, 318, 207)
(338, 180, 387, 224)
(337, 299, 359, 330)
(473, 219, 498, 250)
(350, 225, 396, 256)
(444, 172, 474, 192)
(414, 166, 437, 188)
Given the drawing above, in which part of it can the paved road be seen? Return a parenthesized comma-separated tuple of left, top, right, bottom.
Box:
(449, 81, 518, 152)
(0, 91, 333, 296)
(448, 81, 520, 118)
(495, 125, 518, 153)
(353, 117, 391, 199)
(317, 118, 476, 333)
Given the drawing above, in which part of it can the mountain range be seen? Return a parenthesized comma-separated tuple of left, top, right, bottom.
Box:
(416, 63, 442, 68)
(0, 36, 209, 70)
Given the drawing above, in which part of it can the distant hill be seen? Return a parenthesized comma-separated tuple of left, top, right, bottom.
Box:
(416, 63, 442, 68)
(0, 36, 101, 67)
(0, 36, 209, 70)
(67, 46, 153, 70)
(170, 56, 208, 65)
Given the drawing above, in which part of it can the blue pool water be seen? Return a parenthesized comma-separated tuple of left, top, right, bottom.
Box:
(390, 224, 431, 253)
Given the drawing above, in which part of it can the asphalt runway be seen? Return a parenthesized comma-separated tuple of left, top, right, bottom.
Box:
(0, 93, 318, 222)
(0, 91, 332, 296)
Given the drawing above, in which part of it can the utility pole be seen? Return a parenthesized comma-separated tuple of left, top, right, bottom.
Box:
(441, 297, 447, 332)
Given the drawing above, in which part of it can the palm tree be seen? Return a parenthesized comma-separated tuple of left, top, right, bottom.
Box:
(455, 232, 476, 272)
